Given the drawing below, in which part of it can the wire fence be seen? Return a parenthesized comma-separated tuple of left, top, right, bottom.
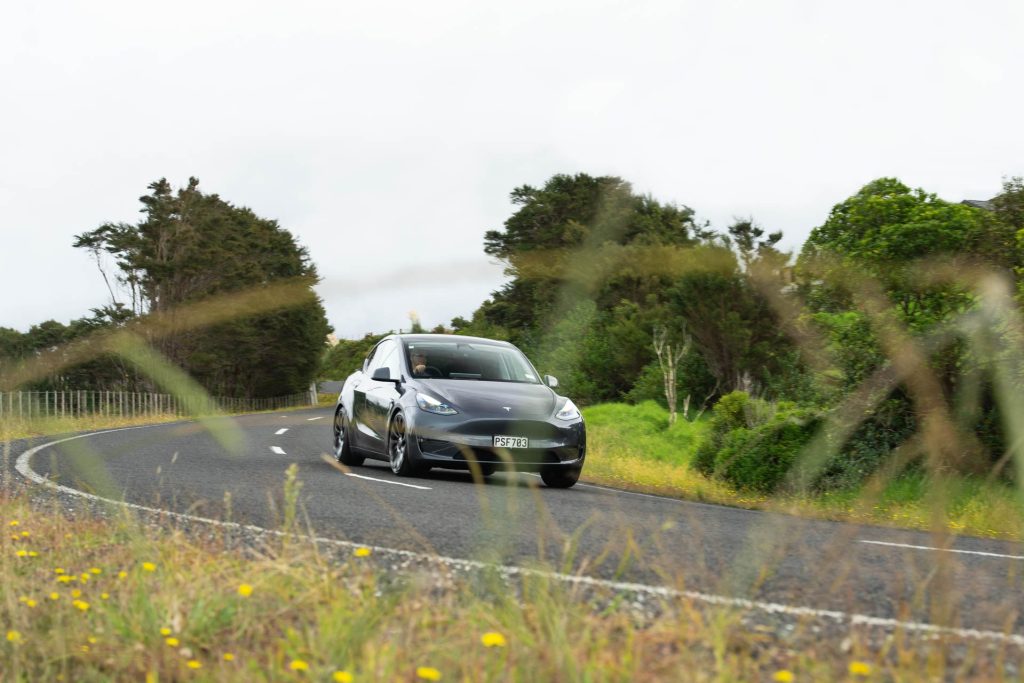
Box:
(0, 388, 317, 421)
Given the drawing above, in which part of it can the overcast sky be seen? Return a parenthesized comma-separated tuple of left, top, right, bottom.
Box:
(2, 1, 1021, 338)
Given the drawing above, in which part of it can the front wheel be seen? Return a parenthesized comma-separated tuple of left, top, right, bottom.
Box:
(540, 466, 580, 489)
(333, 406, 363, 466)
(388, 411, 427, 477)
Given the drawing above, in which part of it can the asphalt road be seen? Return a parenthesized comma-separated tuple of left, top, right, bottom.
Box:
(18, 406, 1024, 636)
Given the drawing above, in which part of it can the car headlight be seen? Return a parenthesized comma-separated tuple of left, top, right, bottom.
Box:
(416, 392, 458, 415)
(556, 398, 580, 420)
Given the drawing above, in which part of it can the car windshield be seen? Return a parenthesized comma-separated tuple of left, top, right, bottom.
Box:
(403, 340, 540, 383)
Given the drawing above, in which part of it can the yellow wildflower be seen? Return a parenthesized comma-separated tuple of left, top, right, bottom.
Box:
(100, 593, 110, 600)
(142, 562, 156, 572)
(80, 574, 90, 582)
(416, 667, 442, 681)
(57, 576, 73, 583)
(90, 567, 101, 575)
(9, 520, 18, 526)
(480, 631, 507, 647)
(80, 645, 90, 653)
(160, 628, 172, 636)
(71, 589, 82, 598)
(166, 637, 180, 647)
(73, 600, 90, 612)
(773, 672, 795, 683)
(88, 636, 98, 644)
(25, 599, 36, 608)
(49, 592, 59, 601)
(849, 661, 872, 677)
(6, 630, 21, 643)
(186, 660, 201, 669)
(353, 547, 371, 557)
(15, 549, 27, 557)
(55, 568, 65, 574)
(237, 583, 253, 597)
(20, 531, 29, 537)
(223, 653, 236, 661)
(333, 672, 354, 683)
(118, 571, 127, 580)
(27, 551, 37, 557)
(289, 659, 309, 672)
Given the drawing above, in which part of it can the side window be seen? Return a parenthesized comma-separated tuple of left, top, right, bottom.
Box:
(366, 340, 394, 373)
(385, 345, 402, 378)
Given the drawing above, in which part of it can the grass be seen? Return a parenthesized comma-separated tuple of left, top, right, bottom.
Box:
(581, 402, 1024, 541)
(0, 474, 1007, 681)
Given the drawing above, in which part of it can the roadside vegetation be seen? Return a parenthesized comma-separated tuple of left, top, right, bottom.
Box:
(0, 472, 1010, 682)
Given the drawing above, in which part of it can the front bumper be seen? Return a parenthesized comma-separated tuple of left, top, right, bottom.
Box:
(407, 412, 586, 471)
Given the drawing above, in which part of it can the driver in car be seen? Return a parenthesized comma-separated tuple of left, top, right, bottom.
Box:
(411, 350, 430, 377)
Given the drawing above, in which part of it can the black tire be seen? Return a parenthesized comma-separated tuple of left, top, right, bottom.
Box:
(333, 406, 363, 466)
(540, 466, 580, 488)
(388, 411, 427, 477)
(478, 464, 496, 477)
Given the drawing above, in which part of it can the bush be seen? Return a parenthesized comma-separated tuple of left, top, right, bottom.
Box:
(693, 392, 822, 492)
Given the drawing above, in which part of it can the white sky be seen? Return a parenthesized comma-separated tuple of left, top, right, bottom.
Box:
(1, 0, 1021, 338)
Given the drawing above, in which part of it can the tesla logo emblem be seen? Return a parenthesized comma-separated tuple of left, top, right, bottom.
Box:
(502, 406, 512, 412)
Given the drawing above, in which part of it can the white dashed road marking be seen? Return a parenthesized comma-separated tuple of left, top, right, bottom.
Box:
(275, 428, 289, 435)
(859, 539, 1024, 561)
(307, 416, 324, 421)
(270, 446, 286, 455)
(13, 427, 1024, 648)
(344, 472, 432, 490)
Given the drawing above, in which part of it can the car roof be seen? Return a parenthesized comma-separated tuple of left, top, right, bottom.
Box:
(390, 333, 513, 347)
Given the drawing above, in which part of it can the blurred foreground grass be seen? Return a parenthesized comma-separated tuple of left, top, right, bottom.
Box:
(0, 485, 1006, 682)
(582, 402, 1024, 541)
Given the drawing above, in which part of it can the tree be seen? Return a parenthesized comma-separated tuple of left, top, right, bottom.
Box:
(73, 178, 329, 397)
(652, 326, 691, 424)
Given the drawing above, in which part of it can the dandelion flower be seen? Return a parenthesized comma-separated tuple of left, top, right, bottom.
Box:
(89, 567, 101, 575)
(416, 666, 442, 681)
(186, 660, 201, 670)
(353, 547, 371, 557)
(223, 653, 235, 662)
(142, 562, 156, 572)
(9, 520, 19, 527)
(20, 531, 29, 537)
(6, 631, 21, 643)
(166, 637, 180, 647)
(849, 661, 872, 677)
(87, 636, 98, 644)
(289, 659, 309, 672)
(73, 600, 90, 612)
(80, 645, 90, 653)
(772, 672, 795, 683)
(71, 589, 82, 598)
(15, 549, 27, 557)
(160, 628, 172, 636)
(49, 592, 60, 601)
(481, 632, 507, 648)
(237, 583, 253, 597)
(80, 574, 90, 582)
(100, 593, 110, 600)
(57, 576, 73, 584)
(333, 672, 353, 683)
(25, 599, 36, 608)
(118, 571, 127, 580)
(27, 551, 38, 557)
(55, 568, 65, 574)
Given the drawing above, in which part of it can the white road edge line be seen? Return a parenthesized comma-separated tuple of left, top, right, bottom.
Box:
(13, 427, 1024, 649)
(270, 446, 286, 455)
(275, 428, 289, 435)
(307, 416, 324, 421)
(344, 472, 432, 490)
(859, 539, 1024, 560)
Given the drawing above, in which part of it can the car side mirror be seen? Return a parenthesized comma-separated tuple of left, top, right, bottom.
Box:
(372, 367, 400, 383)
(544, 375, 559, 388)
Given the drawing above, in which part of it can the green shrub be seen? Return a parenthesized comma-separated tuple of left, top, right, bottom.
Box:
(713, 408, 823, 492)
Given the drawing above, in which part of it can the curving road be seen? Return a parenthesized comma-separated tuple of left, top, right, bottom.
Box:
(14, 407, 1024, 640)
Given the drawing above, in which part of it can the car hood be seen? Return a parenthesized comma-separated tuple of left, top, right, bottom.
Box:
(424, 380, 558, 419)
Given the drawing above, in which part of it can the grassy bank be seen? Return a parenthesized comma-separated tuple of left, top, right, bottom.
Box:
(0, 483, 1003, 681)
(582, 402, 1024, 541)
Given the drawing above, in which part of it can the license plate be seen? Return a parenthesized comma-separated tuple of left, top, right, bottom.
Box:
(493, 435, 529, 449)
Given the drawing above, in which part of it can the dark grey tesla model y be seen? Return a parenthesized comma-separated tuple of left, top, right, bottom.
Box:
(332, 334, 586, 488)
